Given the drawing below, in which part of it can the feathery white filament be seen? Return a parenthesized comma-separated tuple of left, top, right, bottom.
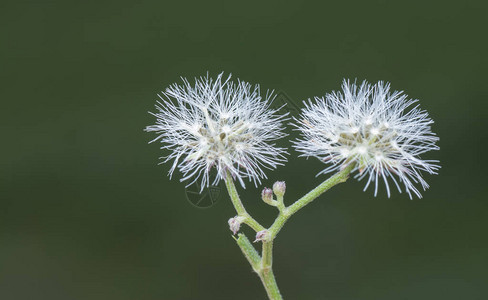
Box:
(145, 73, 288, 191)
(293, 80, 439, 199)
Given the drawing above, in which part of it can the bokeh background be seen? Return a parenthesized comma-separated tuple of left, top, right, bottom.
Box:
(1, 0, 487, 299)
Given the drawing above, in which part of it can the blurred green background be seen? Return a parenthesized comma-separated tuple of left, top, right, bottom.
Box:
(1, 0, 487, 299)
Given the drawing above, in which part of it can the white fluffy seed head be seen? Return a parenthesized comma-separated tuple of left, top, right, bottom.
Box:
(293, 79, 440, 199)
(145, 73, 288, 191)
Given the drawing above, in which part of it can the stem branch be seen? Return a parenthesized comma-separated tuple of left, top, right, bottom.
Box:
(235, 233, 261, 272)
(224, 172, 265, 232)
(225, 164, 355, 300)
(269, 163, 355, 238)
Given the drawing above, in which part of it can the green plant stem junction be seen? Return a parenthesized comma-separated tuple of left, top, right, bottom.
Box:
(224, 163, 356, 299)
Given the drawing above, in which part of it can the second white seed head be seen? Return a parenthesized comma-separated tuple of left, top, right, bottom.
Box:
(293, 79, 440, 199)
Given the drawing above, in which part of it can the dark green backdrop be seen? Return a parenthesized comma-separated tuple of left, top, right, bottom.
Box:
(1, 0, 487, 299)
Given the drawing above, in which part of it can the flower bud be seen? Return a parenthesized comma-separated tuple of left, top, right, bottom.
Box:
(228, 216, 245, 235)
(254, 230, 270, 243)
(261, 188, 275, 206)
(272, 181, 286, 197)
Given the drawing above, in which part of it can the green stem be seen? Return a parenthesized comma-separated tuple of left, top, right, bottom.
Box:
(260, 271, 281, 300)
(259, 240, 282, 299)
(262, 240, 273, 267)
(224, 172, 265, 232)
(226, 164, 355, 300)
(269, 163, 356, 238)
(276, 194, 285, 212)
(235, 233, 261, 272)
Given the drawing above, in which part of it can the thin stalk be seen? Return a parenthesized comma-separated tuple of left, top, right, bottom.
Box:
(269, 163, 356, 238)
(224, 172, 265, 232)
(235, 233, 261, 272)
(275, 194, 286, 213)
(259, 241, 282, 300)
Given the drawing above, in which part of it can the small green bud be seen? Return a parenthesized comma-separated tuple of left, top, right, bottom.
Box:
(272, 181, 286, 197)
(228, 216, 245, 235)
(261, 188, 275, 206)
(254, 230, 270, 243)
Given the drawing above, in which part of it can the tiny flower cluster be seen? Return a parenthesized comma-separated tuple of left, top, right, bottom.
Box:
(293, 80, 439, 198)
(145, 73, 288, 190)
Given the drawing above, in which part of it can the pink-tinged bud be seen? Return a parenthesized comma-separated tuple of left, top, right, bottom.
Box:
(272, 181, 286, 197)
(261, 188, 275, 205)
(228, 216, 245, 235)
(254, 230, 270, 243)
